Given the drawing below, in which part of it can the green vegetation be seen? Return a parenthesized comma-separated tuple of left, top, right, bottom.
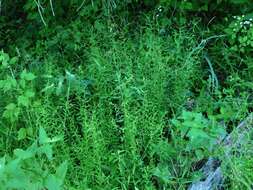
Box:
(1, 1, 253, 189)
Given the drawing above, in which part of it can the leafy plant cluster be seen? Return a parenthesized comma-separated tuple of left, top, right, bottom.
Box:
(1, 0, 253, 190)
(0, 51, 68, 189)
(0, 51, 36, 122)
(226, 14, 253, 53)
(0, 127, 67, 190)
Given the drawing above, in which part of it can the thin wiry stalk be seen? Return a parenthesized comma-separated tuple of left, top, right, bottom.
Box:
(34, 0, 47, 26)
(77, 0, 86, 12)
(50, 0, 55, 16)
(204, 54, 219, 93)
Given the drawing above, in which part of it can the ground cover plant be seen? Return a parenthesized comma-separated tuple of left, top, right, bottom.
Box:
(1, 0, 253, 189)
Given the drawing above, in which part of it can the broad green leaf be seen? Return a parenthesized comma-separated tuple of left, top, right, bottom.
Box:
(25, 72, 36, 81)
(2, 59, 8, 67)
(26, 142, 39, 155)
(26, 127, 34, 136)
(0, 51, 10, 67)
(20, 70, 36, 81)
(39, 144, 53, 160)
(0, 156, 6, 177)
(6, 159, 21, 174)
(6, 178, 28, 189)
(153, 141, 176, 160)
(5, 103, 16, 110)
(9, 57, 18, 65)
(19, 79, 26, 88)
(3, 103, 20, 122)
(18, 95, 29, 107)
(45, 175, 62, 190)
(188, 128, 209, 140)
(14, 149, 34, 159)
(18, 128, 27, 140)
(153, 164, 172, 183)
(25, 90, 35, 98)
(195, 149, 205, 160)
(0, 77, 17, 92)
(56, 161, 68, 180)
(39, 127, 49, 145)
(5, 169, 31, 189)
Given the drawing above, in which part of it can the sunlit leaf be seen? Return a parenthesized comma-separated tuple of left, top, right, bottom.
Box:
(18, 128, 27, 140)
(39, 127, 49, 145)
(18, 95, 29, 107)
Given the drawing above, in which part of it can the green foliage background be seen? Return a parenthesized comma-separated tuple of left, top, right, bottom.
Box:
(1, 0, 253, 189)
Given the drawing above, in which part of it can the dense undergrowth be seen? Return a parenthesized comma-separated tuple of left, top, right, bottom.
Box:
(1, 1, 253, 189)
